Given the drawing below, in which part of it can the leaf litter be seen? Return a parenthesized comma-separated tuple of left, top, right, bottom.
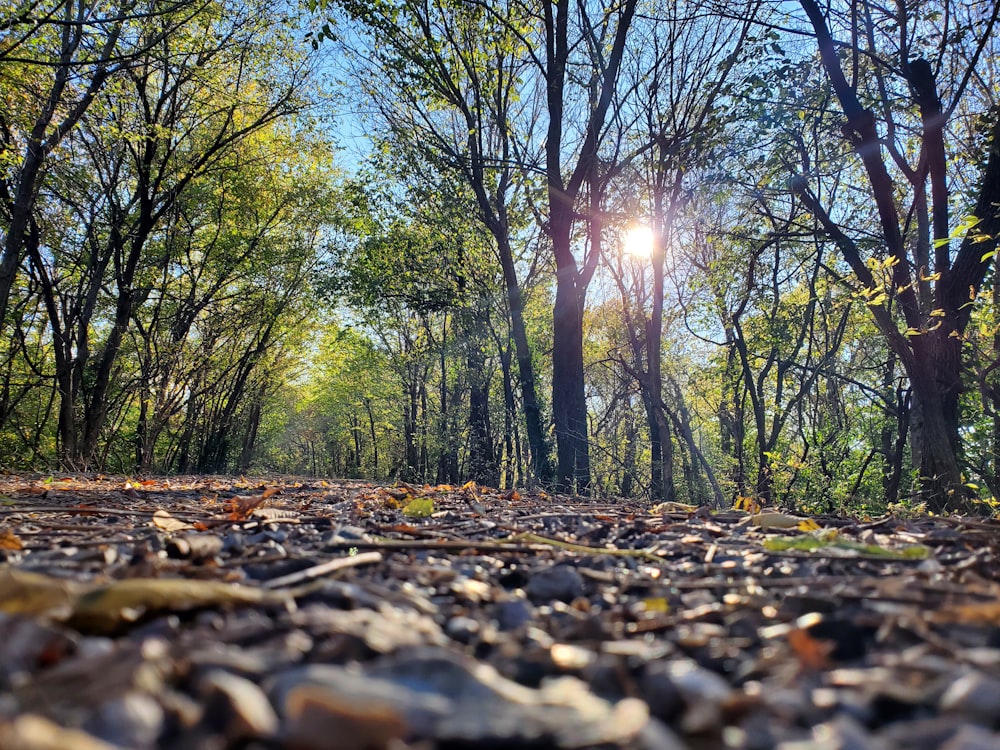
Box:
(0, 474, 998, 749)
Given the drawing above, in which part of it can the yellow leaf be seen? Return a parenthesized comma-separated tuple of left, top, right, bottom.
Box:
(733, 495, 760, 513)
(797, 518, 821, 532)
(751, 511, 805, 529)
(651, 501, 697, 514)
(640, 597, 670, 613)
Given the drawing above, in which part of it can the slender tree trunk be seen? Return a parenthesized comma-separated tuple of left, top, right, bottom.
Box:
(551, 241, 590, 493)
(467, 351, 498, 486)
(365, 398, 379, 475)
(492, 229, 551, 485)
(645, 396, 664, 500)
(238, 397, 262, 472)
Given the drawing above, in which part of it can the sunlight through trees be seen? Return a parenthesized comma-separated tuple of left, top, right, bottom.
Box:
(2, 0, 999, 514)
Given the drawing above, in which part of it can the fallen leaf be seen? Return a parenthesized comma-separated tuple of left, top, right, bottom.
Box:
(69, 577, 292, 634)
(788, 627, 833, 669)
(733, 495, 761, 513)
(763, 533, 929, 559)
(0, 567, 81, 619)
(751, 511, 806, 529)
(0, 567, 291, 635)
(225, 490, 274, 520)
(0, 528, 24, 551)
(402, 497, 434, 517)
(152, 509, 194, 532)
(650, 501, 698, 514)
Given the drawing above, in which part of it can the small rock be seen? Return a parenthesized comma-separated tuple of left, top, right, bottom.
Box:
(266, 663, 448, 744)
(198, 670, 278, 742)
(221, 530, 245, 555)
(661, 659, 733, 734)
(83, 691, 163, 749)
(640, 661, 684, 721)
(445, 616, 480, 643)
(633, 716, 689, 750)
(525, 564, 585, 603)
(495, 598, 533, 631)
(939, 670, 1000, 724)
(880, 715, 979, 750)
(940, 725, 1000, 750)
(165, 533, 224, 561)
(0, 614, 78, 686)
(0, 714, 120, 750)
(778, 714, 884, 750)
(322, 525, 370, 545)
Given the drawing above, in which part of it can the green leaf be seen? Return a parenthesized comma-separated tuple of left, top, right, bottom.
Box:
(402, 497, 435, 517)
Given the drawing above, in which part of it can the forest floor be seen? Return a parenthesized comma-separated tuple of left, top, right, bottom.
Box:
(0, 475, 999, 750)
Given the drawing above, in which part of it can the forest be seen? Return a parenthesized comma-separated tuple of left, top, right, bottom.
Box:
(1, 0, 998, 516)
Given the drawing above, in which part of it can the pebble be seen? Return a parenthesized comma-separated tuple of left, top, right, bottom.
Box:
(266, 663, 449, 738)
(940, 725, 1000, 750)
(640, 661, 684, 721)
(939, 670, 1000, 724)
(659, 658, 733, 734)
(495, 597, 534, 631)
(525, 564, 585, 603)
(197, 669, 278, 742)
(83, 691, 163, 749)
(0, 714, 121, 750)
(445, 615, 480, 643)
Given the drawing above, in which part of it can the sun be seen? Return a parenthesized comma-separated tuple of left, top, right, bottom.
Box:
(622, 225, 655, 259)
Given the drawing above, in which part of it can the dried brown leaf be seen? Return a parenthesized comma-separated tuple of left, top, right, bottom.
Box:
(0, 528, 24, 551)
(788, 627, 834, 670)
(152, 509, 194, 532)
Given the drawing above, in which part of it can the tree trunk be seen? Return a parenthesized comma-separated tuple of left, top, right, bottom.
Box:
(551, 251, 590, 493)
(492, 228, 551, 485)
(467, 362, 498, 486)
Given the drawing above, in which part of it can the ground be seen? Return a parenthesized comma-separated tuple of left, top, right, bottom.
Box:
(0, 474, 999, 749)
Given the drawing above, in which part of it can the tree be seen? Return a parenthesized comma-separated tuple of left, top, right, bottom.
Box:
(602, 0, 758, 502)
(540, 0, 637, 492)
(318, 0, 554, 485)
(0, 0, 196, 328)
(792, 0, 1000, 509)
(43, 0, 313, 466)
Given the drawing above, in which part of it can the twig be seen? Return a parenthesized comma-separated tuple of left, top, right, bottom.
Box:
(262, 551, 384, 589)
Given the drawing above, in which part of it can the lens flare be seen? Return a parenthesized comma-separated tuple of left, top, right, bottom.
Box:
(622, 225, 655, 259)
